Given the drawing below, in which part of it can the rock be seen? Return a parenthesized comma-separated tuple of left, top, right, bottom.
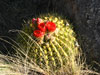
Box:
(0, 0, 51, 54)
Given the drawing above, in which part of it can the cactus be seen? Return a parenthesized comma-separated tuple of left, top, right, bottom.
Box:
(17, 14, 79, 71)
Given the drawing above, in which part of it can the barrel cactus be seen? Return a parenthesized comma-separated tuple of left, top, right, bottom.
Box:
(17, 14, 79, 72)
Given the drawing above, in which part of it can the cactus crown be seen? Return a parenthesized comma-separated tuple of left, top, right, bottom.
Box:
(17, 14, 79, 72)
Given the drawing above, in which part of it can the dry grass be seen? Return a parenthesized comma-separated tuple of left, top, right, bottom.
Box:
(0, 30, 100, 75)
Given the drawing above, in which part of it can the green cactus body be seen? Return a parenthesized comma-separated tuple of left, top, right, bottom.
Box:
(18, 14, 79, 71)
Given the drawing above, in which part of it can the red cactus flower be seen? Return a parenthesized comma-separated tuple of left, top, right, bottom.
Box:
(37, 18, 43, 24)
(38, 23, 46, 32)
(46, 22, 56, 32)
(32, 18, 36, 24)
(33, 30, 45, 37)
